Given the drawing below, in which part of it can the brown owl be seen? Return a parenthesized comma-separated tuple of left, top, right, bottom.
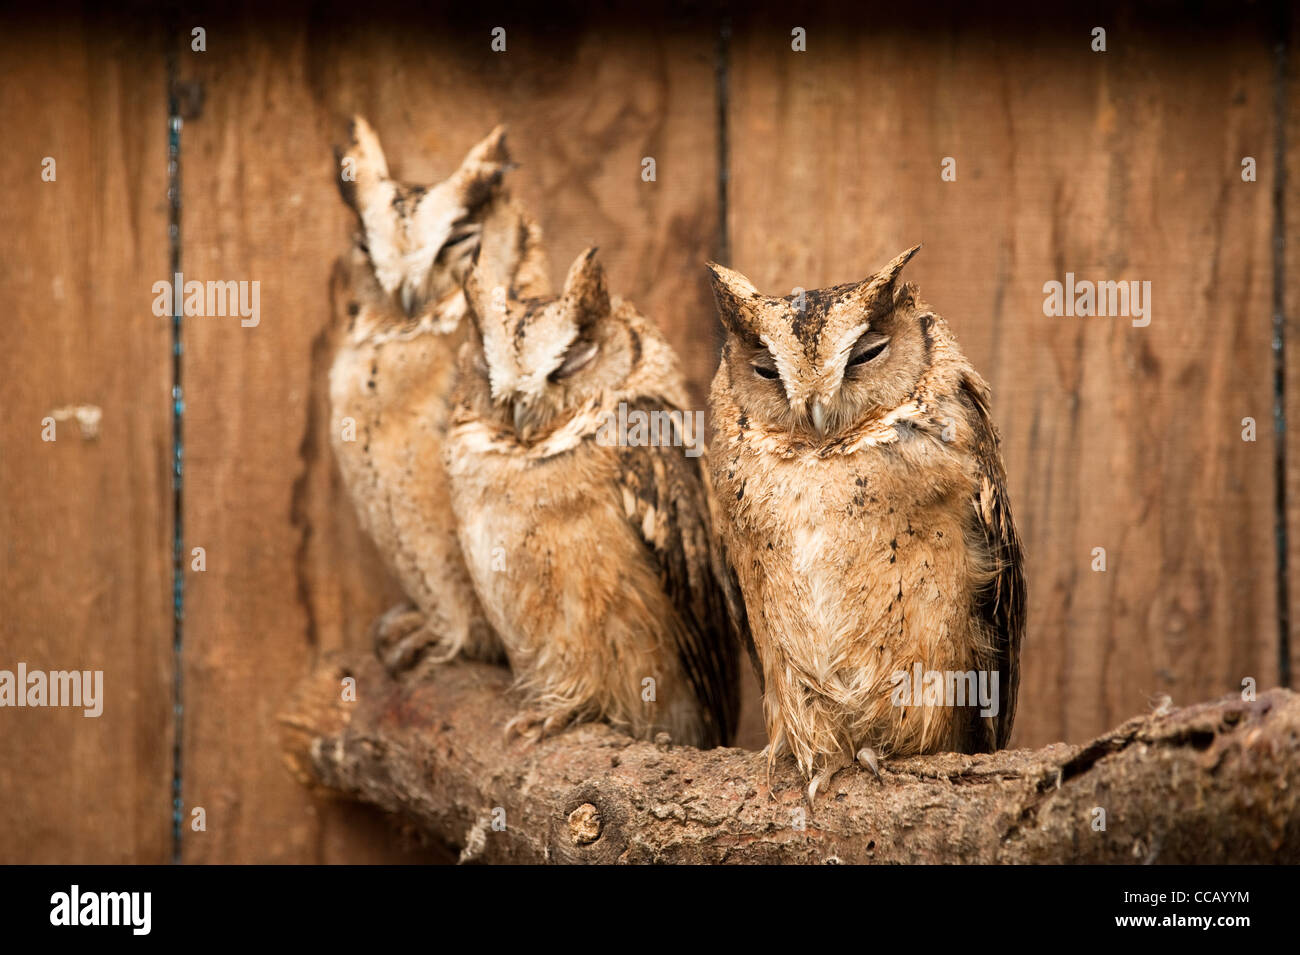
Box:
(329, 117, 550, 670)
(444, 242, 740, 748)
(706, 246, 1024, 800)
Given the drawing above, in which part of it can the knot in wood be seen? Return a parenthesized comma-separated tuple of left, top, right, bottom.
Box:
(568, 803, 602, 845)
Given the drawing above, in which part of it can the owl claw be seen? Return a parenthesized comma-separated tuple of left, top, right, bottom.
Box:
(856, 747, 881, 779)
(504, 709, 555, 744)
(371, 603, 440, 675)
(505, 707, 587, 744)
(503, 712, 538, 743)
(806, 767, 836, 806)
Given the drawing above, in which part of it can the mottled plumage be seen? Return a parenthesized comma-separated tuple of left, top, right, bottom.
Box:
(445, 245, 740, 747)
(329, 118, 549, 669)
(706, 246, 1024, 799)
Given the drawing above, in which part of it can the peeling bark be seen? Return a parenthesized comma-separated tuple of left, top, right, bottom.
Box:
(280, 655, 1300, 864)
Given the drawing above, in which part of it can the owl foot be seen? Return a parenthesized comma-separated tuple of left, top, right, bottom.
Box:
(806, 766, 841, 806)
(371, 602, 440, 675)
(856, 747, 882, 779)
(806, 754, 858, 805)
(806, 772, 829, 807)
(504, 708, 574, 744)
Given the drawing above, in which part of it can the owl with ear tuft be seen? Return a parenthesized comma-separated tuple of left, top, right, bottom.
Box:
(706, 246, 1025, 801)
(444, 242, 740, 748)
(329, 118, 549, 672)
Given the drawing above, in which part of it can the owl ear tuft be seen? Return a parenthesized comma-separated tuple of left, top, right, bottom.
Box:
(561, 247, 609, 326)
(845, 244, 923, 318)
(706, 262, 765, 336)
(446, 124, 514, 211)
(335, 115, 391, 217)
(880, 244, 922, 284)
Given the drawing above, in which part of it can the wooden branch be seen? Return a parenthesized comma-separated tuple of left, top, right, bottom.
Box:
(280, 655, 1300, 864)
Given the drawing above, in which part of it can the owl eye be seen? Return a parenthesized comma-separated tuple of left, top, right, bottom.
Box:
(550, 339, 599, 382)
(847, 336, 890, 367)
(442, 221, 479, 252)
(750, 351, 780, 380)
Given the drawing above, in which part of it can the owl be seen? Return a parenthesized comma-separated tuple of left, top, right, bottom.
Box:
(444, 242, 740, 748)
(706, 246, 1025, 800)
(329, 117, 550, 670)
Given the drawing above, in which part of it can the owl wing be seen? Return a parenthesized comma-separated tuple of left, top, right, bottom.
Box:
(614, 399, 741, 747)
(714, 534, 763, 698)
(959, 376, 1026, 751)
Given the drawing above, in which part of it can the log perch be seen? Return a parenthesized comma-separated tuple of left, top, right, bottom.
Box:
(280, 655, 1300, 864)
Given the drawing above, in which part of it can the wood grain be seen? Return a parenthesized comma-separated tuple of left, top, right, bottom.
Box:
(1285, 8, 1300, 696)
(0, 18, 173, 862)
(727, 8, 1281, 747)
(176, 7, 731, 861)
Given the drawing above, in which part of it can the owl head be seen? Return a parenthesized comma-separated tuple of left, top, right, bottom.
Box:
(336, 116, 512, 321)
(707, 246, 929, 439)
(462, 246, 635, 442)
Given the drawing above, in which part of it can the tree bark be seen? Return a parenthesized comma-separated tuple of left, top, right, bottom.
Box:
(280, 655, 1300, 864)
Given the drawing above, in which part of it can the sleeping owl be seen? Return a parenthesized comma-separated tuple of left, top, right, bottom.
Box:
(444, 243, 740, 748)
(706, 246, 1025, 800)
(329, 117, 550, 670)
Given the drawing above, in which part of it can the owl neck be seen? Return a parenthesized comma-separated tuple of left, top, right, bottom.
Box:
(352, 289, 467, 345)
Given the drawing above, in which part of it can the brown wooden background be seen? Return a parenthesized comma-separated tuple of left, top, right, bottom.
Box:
(2, 1, 1295, 862)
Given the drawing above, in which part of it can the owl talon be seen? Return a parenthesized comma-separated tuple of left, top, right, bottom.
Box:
(505, 707, 581, 744)
(504, 710, 548, 743)
(806, 773, 836, 808)
(806, 768, 834, 807)
(371, 603, 437, 675)
(856, 747, 881, 779)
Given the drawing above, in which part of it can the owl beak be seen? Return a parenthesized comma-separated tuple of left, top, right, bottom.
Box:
(400, 283, 415, 316)
(810, 400, 829, 436)
(512, 400, 528, 436)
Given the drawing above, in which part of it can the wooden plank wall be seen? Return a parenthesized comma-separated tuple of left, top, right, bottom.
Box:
(1, 3, 1293, 862)
(0, 17, 174, 862)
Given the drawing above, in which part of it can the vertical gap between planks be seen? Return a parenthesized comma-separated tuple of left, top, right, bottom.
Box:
(1274, 3, 1292, 689)
(165, 20, 185, 862)
(713, 15, 731, 355)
